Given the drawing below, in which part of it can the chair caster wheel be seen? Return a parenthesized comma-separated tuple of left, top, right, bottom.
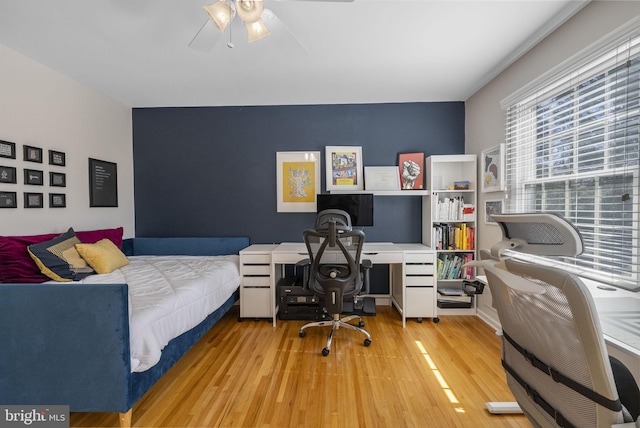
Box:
(364, 339, 371, 347)
(359, 320, 365, 328)
(299, 330, 306, 338)
(433, 317, 440, 323)
(322, 348, 330, 356)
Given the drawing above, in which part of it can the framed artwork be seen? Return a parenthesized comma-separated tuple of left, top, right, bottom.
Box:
(481, 144, 504, 192)
(398, 152, 424, 190)
(49, 193, 66, 208)
(50, 171, 66, 187)
(0, 140, 16, 159)
(276, 151, 321, 213)
(364, 166, 400, 191)
(24, 192, 43, 208)
(0, 165, 17, 183)
(0, 191, 17, 208)
(485, 199, 503, 225)
(89, 158, 118, 207)
(325, 146, 363, 191)
(49, 150, 66, 166)
(23, 145, 43, 163)
(24, 169, 44, 186)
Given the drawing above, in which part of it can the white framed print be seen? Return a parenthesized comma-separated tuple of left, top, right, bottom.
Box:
(481, 144, 504, 192)
(484, 199, 503, 225)
(276, 151, 321, 212)
(365, 166, 400, 191)
(325, 146, 363, 191)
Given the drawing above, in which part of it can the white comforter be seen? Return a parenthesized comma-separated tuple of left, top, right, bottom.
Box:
(79, 255, 240, 372)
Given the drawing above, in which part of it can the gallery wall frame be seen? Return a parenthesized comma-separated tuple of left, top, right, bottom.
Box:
(398, 152, 424, 190)
(89, 158, 118, 207)
(0, 191, 17, 208)
(0, 165, 17, 184)
(276, 151, 321, 213)
(23, 145, 43, 163)
(484, 199, 503, 225)
(49, 150, 66, 166)
(49, 193, 66, 208)
(24, 192, 43, 208)
(50, 172, 66, 187)
(325, 145, 363, 191)
(24, 169, 44, 186)
(481, 144, 504, 193)
(0, 140, 16, 159)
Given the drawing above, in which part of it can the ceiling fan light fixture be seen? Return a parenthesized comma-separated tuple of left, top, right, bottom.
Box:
(203, 0, 234, 33)
(235, 0, 264, 24)
(246, 18, 270, 43)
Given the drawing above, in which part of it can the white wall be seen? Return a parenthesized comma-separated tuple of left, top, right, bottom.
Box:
(0, 44, 134, 238)
(466, 1, 640, 325)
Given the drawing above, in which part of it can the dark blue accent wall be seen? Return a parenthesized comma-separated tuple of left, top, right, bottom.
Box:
(132, 102, 464, 244)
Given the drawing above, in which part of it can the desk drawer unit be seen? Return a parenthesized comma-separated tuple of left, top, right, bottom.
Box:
(240, 249, 273, 319)
(404, 252, 436, 320)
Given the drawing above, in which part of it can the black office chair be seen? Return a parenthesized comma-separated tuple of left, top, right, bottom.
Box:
(298, 209, 372, 356)
(474, 213, 640, 427)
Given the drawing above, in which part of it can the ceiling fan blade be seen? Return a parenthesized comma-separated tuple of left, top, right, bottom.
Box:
(188, 18, 223, 52)
(262, 9, 307, 56)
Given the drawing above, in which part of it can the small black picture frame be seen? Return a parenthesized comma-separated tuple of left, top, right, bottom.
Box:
(49, 193, 66, 208)
(24, 192, 43, 208)
(0, 140, 16, 159)
(89, 158, 118, 207)
(24, 169, 44, 186)
(49, 150, 66, 166)
(0, 165, 17, 184)
(50, 171, 66, 187)
(0, 191, 17, 208)
(24, 145, 43, 163)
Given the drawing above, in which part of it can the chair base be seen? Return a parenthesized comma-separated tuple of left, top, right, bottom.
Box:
(299, 314, 372, 356)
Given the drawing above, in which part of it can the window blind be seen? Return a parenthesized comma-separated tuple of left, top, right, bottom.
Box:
(502, 20, 640, 291)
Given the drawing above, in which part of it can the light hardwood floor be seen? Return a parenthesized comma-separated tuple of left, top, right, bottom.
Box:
(71, 305, 532, 428)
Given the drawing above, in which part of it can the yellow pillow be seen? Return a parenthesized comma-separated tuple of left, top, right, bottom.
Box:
(75, 238, 129, 274)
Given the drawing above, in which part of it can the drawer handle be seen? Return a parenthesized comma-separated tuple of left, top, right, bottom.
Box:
(364, 252, 378, 255)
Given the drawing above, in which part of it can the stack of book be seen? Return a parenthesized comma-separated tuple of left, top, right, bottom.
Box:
(437, 287, 473, 309)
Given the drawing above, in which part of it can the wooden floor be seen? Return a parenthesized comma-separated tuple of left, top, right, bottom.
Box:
(70, 305, 532, 428)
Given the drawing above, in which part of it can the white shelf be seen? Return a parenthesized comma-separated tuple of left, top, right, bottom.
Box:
(329, 190, 429, 196)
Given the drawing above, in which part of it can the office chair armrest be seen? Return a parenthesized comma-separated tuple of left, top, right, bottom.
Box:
(612, 421, 640, 428)
(361, 259, 372, 295)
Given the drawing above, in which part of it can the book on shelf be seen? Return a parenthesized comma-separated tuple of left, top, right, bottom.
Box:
(436, 253, 474, 280)
(434, 196, 475, 222)
(433, 223, 475, 251)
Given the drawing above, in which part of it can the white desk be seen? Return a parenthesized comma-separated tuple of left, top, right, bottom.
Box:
(239, 242, 436, 327)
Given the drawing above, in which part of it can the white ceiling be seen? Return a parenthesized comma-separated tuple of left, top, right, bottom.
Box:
(0, 0, 588, 108)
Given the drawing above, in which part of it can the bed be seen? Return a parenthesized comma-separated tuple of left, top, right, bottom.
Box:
(0, 230, 249, 427)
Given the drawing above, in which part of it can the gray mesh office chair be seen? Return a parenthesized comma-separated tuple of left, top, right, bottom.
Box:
(298, 209, 372, 356)
(474, 213, 640, 427)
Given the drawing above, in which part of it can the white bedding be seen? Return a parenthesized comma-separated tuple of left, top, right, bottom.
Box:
(78, 255, 240, 372)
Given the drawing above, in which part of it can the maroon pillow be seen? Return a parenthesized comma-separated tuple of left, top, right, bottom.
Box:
(0, 227, 123, 283)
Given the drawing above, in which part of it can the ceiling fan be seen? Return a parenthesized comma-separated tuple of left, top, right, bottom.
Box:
(188, 0, 354, 53)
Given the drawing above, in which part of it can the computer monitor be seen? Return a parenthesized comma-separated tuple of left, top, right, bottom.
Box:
(316, 193, 374, 227)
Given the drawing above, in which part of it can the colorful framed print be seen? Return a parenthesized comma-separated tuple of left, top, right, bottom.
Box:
(398, 152, 424, 190)
(325, 146, 363, 191)
(481, 144, 504, 192)
(276, 151, 321, 213)
(23, 145, 43, 163)
(485, 199, 503, 225)
(0, 140, 16, 159)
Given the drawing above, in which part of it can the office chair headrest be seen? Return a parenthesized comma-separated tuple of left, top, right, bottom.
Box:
(315, 209, 352, 233)
(490, 212, 584, 258)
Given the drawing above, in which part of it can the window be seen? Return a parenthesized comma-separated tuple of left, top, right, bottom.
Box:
(502, 21, 640, 291)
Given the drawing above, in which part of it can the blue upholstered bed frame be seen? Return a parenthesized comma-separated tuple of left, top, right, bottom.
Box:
(0, 236, 249, 424)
